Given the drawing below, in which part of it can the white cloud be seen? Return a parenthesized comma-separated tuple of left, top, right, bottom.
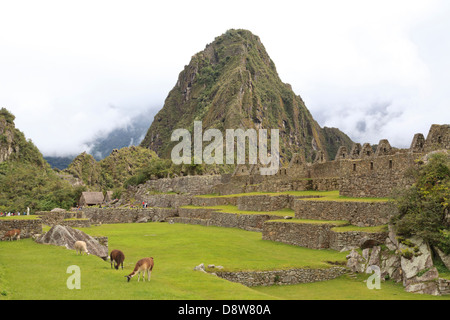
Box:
(0, 0, 449, 155)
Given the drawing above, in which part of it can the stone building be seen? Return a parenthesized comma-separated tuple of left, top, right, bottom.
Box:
(224, 124, 449, 198)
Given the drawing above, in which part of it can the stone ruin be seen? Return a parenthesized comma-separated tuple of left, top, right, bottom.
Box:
(224, 124, 450, 198)
(4, 124, 447, 295)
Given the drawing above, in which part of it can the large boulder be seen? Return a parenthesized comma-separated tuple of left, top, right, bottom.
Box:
(399, 237, 434, 280)
(345, 232, 447, 296)
(346, 249, 366, 273)
(435, 247, 450, 270)
(381, 252, 402, 283)
(35, 225, 108, 260)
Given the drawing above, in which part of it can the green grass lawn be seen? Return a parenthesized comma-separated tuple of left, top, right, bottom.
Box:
(0, 215, 40, 220)
(331, 224, 389, 233)
(181, 205, 295, 217)
(1, 222, 448, 300)
(269, 219, 349, 225)
(195, 190, 391, 202)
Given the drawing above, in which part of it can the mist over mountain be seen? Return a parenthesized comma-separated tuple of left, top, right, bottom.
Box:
(87, 110, 155, 160)
(0, 108, 79, 211)
(45, 110, 156, 169)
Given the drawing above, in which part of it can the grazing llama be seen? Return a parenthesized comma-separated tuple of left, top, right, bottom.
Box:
(2, 229, 20, 241)
(74, 240, 89, 255)
(125, 257, 154, 282)
(110, 249, 125, 270)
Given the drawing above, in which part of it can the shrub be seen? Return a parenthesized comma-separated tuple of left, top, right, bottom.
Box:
(400, 249, 414, 260)
(0, 107, 15, 124)
(391, 152, 450, 254)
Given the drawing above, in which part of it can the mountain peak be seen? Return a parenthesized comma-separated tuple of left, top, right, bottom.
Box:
(141, 30, 352, 162)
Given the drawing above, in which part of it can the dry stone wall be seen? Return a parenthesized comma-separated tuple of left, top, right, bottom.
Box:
(262, 220, 339, 249)
(60, 219, 91, 228)
(215, 267, 348, 287)
(225, 125, 448, 198)
(214, 176, 340, 195)
(438, 279, 450, 295)
(82, 207, 177, 224)
(339, 153, 417, 198)
(208, 211, 281, 232)
(329, 229, 388, 251)
(136, 175, 223, 196)
(0, 218, 42, 239)
(236, 194, 291, 211)
(177, 207, 215, 220)
(176, 207, 287, 231)
(293, 199, 395, 227)
(191, 196, 237, 207)
(308, 160, 341, 178)
(140, 194, 193, 208)
(263, 220, 389, 251)
(36, 211, 91, 227)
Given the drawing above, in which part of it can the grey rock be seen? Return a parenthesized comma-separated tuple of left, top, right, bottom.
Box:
(346, 249, 365, 273)
(362, 248, 370, 261)
(194, 263, 206, 272)
(400, 237, 433, 280)
(35, 225, 108, 260)
(382, 254, 402, 283)
(385, 236, 398, 251)
(367, 246, 381, 270)
(405, 281, 440, 296)
(416, 267, 439, 282)
(435, 247, 450, 270)
(136, 217, 149, 223)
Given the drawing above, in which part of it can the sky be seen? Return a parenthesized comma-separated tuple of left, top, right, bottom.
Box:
(0, 0, 449, 156)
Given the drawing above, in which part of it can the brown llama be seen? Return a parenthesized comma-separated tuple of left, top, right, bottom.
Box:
(110, 249, 125, 270)
(2, 229, 21, 241)
(125, 257, 154, 282)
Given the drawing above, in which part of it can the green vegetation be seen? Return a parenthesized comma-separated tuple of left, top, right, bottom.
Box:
(270, 219, 349, 226)
(182, 205, 295, 217)
(195, 190, 391, 202)
(1, 223, 447, 300)
(0, 161, 83, 212)
(285, 190, 391, 202)
(123, 157, 211, 189)
(391, 152, 450, 254)
(331, 224, 388, 233)
(0, 223, 345, 299)
(64, 147, 160, 193)
(65, 148, 234, 198)
(0, 215, 40, 220)
(0, 107, 15, 124)
(0, 109, 83, 212)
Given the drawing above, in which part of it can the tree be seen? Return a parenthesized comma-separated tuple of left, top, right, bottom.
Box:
(391, 152, 450, 253)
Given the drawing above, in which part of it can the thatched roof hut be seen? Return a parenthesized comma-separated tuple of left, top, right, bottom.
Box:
(79, 192, 104, 207)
